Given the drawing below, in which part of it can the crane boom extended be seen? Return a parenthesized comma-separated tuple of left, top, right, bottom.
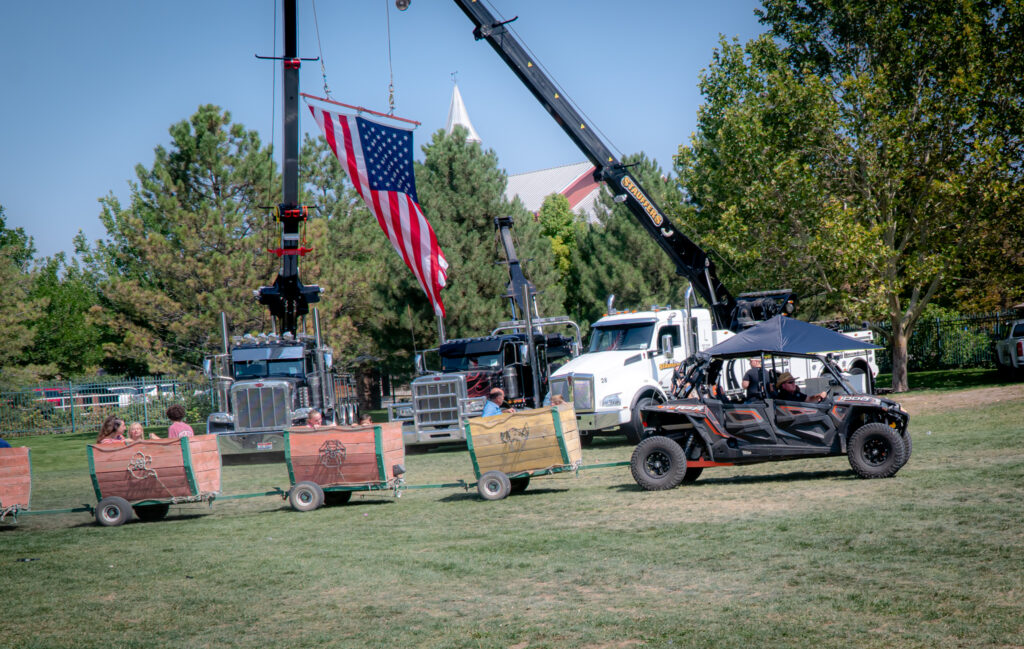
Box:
(451, 0, 794, 331)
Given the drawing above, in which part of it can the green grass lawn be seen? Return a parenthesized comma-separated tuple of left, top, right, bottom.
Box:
(2, 392, 1022, 649)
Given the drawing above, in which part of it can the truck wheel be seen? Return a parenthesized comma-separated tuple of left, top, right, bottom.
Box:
(133, 503, 170, 522)
(624, 394, 659, 444)
(631, 436, 687, 491)
(288, 481, 325, 512)
(848, 423, 906, 479)
(477, 471, 511, 501)
(509, 475, 530, 493)
(95, 497, 133, 527)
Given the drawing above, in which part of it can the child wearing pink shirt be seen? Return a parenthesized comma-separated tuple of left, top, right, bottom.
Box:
(166, 404, 194, 439)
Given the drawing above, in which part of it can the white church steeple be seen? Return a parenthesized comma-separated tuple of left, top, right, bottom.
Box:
(445, 81, 481, 144)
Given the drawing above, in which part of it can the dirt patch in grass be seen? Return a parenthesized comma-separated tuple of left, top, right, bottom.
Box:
(889, 382, 1024, 415)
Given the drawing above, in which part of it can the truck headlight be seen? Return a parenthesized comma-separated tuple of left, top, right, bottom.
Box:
(601, 393, 622, 407)
(465, 399, 485, 413)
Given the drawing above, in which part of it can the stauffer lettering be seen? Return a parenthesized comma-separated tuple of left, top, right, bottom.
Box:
(621, 176, 663, 226)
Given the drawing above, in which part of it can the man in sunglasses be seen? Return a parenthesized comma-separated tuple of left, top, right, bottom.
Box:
(774, 372, 827, 403)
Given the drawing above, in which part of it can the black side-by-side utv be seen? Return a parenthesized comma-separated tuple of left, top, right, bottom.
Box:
(631, 351, 911, 490)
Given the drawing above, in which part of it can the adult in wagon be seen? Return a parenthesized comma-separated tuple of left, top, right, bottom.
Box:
(358, 413, 372, 425)
(166, 404, 194, 439)
(96, 416, 127, 444)
(774, 372, 827, 404)
(482, 388, 507, 417)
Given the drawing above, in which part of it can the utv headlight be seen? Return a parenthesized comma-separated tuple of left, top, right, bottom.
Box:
(601, 393, 622, 407)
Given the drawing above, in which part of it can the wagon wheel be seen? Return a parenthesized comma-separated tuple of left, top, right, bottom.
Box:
(133, 503, 171, 522)
(95, 497, 133, 527)
(477, 471, 512, 501)
(324, 490, 353, 506)
(288, 481, 325, 512)
(509, 475, 531, 494)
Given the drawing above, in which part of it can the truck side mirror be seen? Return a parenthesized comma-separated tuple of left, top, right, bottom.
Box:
(570, 341, 581, 357)
(202, 358, 213, 379)
(323, 351, 333, 370)
(414, 353, 426, 374)
(518, 343, 530, 363)
(660, 334, 675, 360)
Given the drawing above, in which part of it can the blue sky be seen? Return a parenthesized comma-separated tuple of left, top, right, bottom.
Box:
(1, 0, 765, 259)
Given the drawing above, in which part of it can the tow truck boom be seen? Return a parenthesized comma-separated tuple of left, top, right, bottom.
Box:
(451, 0, 793, 331)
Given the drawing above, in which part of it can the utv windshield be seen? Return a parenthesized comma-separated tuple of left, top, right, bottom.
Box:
(441, 352, 502, 372)
(589, 322, 655, 352)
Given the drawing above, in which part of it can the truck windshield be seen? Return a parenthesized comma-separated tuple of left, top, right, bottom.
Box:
(233, 358, 305, 379)
(589, 323, 655, 352)
(442, 352, 502, 372)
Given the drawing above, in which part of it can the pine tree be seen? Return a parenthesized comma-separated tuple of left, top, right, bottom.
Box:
(80, 105, 280, 375)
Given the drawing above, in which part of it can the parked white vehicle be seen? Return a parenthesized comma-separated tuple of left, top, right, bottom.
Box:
(549, 301, 878, 443)
(993, 318, 1024, 377)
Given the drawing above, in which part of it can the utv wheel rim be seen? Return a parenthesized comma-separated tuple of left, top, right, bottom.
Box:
(861, 436, 890, 465)
(644, 450, 672, 477)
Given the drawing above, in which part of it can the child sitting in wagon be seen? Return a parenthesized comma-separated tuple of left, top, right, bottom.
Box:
(166, 404, 194, 439)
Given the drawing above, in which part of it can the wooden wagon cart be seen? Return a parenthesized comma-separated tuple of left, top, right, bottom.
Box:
(0, 446, 32, 523)
(87, 435, 222, 526)
(283, 422, 406, 512)
(465, 405, 582, 500)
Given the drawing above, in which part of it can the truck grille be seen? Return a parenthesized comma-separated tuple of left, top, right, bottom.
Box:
(411, 376, 465, 428)
(232, 382, 290, 432)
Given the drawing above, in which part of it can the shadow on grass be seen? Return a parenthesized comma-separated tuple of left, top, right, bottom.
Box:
(611, 468, 853, 492)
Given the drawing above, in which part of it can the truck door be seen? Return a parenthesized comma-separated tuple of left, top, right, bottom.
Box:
(655, 324, 683, 388)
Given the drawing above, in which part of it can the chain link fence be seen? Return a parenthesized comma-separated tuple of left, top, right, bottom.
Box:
(0, 377, 214, 439)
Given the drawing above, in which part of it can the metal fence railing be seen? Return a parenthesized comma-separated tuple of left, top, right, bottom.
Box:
(0, 378, 213, 439)
(868, 311, 1016, 373)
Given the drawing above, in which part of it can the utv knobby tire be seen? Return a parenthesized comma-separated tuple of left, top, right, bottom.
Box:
(133, 503, 170, 522)
(624, 394, 659, 445)
(681, 467, 704, 483)
(631, 436, 687, 491)
(897, 431, 912, 469)
(288, 481, 325, 512)
(848, 423, 906, 479)
(96, 497, 133, 527)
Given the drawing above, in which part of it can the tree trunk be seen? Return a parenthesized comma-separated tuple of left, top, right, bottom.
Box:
(890, 327, 910, 393)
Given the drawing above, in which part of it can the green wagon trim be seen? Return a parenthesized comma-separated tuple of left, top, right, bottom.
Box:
(181, 437, 200, 496)
(552, 408, 570, 464)
(374, 425, 386, 482)
(26, 447, 33, 511)
(465, 421, 482, 479)
(87, 445, 102, 501)
(283, 430, 296, 485)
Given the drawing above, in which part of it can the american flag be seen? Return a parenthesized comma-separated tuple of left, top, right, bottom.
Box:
(308, 106, 448, 316)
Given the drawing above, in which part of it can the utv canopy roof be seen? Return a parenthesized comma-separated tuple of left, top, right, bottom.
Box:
(704, 315, 881, 358)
